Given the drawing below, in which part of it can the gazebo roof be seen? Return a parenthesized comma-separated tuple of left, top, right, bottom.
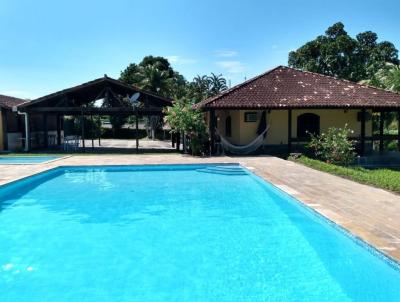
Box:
(196, 66, 400, 110)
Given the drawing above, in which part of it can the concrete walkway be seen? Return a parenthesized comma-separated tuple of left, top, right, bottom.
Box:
(1, 154, 400, 262)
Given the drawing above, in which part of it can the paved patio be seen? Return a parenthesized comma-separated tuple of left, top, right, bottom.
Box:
(1, 154, 400, 262)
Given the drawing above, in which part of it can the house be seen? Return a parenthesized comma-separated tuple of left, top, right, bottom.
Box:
(0, 94, 27, 151)
(196, 66, 400, 155)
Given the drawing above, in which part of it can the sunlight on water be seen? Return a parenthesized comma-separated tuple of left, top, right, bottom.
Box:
(0, 165, 399, 301)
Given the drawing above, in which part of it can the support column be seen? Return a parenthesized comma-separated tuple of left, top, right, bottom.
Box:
(135, 109, 139, 153)
(210, 109, 216, 155)
(26, 113, 31, 152)
(90, 115, 94, 149)
(43, 113, 48, 148)
(398, 111, 400, 151)
(81, 110, 85, 152)
(1, 108, 8, 151)
(176, 132, 180, 151)
(360, 108, 366, 156)
(379, 111, 384, 152)
(288, 109, 292, 154)
(56, 114, 61, 146)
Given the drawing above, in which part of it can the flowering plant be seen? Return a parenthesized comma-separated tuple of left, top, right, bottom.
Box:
(164, 100, 208, 155)
(307, 125, 356, 165)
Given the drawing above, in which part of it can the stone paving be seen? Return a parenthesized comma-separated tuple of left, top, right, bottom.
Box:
(1, 154, 400, 262)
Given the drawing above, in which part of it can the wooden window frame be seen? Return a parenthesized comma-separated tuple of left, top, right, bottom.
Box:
(244, 112, 257, 123)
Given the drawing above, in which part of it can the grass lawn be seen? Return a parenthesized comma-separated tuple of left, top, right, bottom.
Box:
(290, 156, 400, 193)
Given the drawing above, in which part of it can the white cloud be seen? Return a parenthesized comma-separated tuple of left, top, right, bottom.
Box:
(214, 50, 238, 58)
(166, 55, 197, 65)
(216, 61, 245, 74)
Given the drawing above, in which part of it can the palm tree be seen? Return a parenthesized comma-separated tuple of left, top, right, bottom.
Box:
(380, 63, 400, 92)
(136, 65, 172, 96)
(208, 73, 228, 96)
(190, 75, 211, 102)
(361, 63, 400, 92)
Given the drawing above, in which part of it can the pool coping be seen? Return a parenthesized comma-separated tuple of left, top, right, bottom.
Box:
(0, 155, 71, 165)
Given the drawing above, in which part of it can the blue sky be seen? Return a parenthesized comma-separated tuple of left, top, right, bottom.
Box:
(1, 0, 399, 99)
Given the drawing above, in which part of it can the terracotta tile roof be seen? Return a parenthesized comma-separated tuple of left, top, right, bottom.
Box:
(196, 66, 400, 109)
(0, 94, 28, 109)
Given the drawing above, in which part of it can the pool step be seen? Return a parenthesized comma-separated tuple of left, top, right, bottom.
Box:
(197, 166, 247, 175)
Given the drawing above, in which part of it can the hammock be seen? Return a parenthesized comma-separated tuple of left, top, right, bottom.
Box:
(217, 125, 270, 155)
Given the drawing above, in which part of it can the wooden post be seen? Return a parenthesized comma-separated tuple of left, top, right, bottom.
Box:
(26, 113, 31, 152)
(91, 115, 94, 149)
(360, 108, 366, 155)
(81, 109, 85, 152)
(97, 115, 101, 147)
(182, 132, 186, 153)
(43, 113, 48, 148)
(398, 111, 400, 151)
(1, 108, 8, 151)
(176, 132, 180, 151)
(135, 108, 139, 153)
(210, 109, 216, 155)
(288, 109, 292, 154)
(56, 114, 61, 146)
(379, 111, 384, 152)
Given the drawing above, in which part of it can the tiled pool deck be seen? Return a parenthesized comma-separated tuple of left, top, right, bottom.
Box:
(1, 154, 400, 262)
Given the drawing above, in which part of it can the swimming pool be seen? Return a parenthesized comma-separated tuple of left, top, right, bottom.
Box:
(0, 156, 61, 164)
(0, 164, 399, 301)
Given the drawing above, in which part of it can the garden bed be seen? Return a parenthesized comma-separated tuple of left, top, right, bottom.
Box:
(290, 155, 400, 193)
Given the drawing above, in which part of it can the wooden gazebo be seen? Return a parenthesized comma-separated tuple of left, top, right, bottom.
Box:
(17, 75, 173, 151)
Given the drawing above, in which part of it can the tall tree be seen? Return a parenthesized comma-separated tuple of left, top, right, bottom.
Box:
(135, 65, 172, 96)
(188, 73, 228, 103)
(361, 63, 400, 92)
(189, 75, 211, 102)
(208, 73, 228, 96)
(288, 22, 399, 82)
(120, 56, 228, 102)
(120, 56, 186, 99)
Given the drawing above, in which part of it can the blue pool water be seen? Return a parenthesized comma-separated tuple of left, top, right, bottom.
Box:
(0, 156, 60, 164)
(0, 164, 399, 301)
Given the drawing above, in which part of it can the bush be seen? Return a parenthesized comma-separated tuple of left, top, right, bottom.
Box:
(164, 100, 208, 155)
(307, 125, 356, 165)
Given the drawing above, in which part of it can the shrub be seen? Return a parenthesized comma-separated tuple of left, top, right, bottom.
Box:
(164, 100, 208, 155)
(307, 125, 356, 165)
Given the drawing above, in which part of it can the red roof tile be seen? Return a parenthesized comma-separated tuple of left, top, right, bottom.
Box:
(196, 66, 400, 109)
(0, 94, 27, 109)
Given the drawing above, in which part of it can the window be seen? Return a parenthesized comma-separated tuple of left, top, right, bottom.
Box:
(297, 113, 320, 138)
(225, 116, 232, 137)
(244, 112, 257, 122)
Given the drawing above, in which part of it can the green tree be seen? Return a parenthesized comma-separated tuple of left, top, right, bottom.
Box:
(189, 75, 211, 102)
(288, 22, 399, 82)
(188, 73, 228, 103)
(208, 73, 228, 96)
(361, 63, 400, 92)
(120, 56, 229, 102)
(120, 55, 185, 98)
(135, 65, 172, 96)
